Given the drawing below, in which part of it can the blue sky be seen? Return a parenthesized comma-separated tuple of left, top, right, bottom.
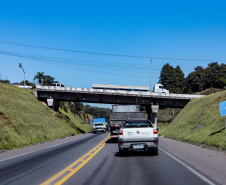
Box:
(0, 0, 226, 106)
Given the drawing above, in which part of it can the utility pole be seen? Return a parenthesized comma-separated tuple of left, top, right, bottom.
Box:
(19, 63, 25, 86)
(150, 59, 152, 91)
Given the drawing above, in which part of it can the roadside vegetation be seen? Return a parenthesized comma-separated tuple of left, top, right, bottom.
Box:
(60, 101, 111, 123)
(58, 108, 93, 133)
(0, 84, 92, 150)
(159, 90, 226, 150)
(159, 62, 226, 94)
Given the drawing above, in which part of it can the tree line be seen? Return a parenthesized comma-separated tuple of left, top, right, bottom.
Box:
(60, 102, 111, 123)
(0, 72, 56, 87)
(159, 62, 226, 94)
(33, 72, 57, 86)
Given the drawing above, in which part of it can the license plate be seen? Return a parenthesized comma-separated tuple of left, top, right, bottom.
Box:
(133, 144, 144, 149)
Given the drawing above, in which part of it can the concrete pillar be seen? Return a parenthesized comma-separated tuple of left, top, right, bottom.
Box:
(47, 99, 60, 111)
(146, 105, 159, 128)
(150, 112, 157, 128)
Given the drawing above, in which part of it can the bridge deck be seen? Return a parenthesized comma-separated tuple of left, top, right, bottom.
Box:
(36, 86, 205, 100)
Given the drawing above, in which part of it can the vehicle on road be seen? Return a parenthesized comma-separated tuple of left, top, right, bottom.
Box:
(153, 84, 169, 94)
(92, 84, 149, 92)
(52, 83, 65, 87)
(110, 105, 146, 141)
(118, 120, 158, 155)
(93, 123, 107, 133)
(92, 118, 108, 133)
(18, 85, 33, 89)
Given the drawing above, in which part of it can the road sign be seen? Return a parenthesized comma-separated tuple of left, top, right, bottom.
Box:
(219, 101, 226, 116)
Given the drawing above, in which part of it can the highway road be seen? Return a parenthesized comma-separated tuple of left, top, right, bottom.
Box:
(0, 132, 224, 185)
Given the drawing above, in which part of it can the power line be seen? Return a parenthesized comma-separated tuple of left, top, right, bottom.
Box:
(0, 50, 223, 78)
(0, 50, 155, 79)
(0, 50, 151, 71)
(0, 40, 225, 62)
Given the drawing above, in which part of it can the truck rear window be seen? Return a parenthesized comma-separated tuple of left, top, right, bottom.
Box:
(124, 122, 152, 128)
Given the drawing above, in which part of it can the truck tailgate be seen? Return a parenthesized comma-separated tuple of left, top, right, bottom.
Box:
(122, 128, 154, 140)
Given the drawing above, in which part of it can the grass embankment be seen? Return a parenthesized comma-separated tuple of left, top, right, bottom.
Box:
(0, 84, 92, 150)
(159, 90, 226, 150)
(157, 108, 181, 123)
(59, 109, 93, 133)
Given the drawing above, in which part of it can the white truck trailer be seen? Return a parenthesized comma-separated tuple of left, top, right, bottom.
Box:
(110, 105, 146, 141)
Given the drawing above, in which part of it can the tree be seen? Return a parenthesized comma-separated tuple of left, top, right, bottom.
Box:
(184, 66, 205, 93)
(33, 72, 45, 85)
(20, 80, 35, 87)
(43, 75, 55, 86)
(0, 79, 10, 83)
(174, 66, 185, 93)
(159, 63, 185, 93)
(33, 72, 56, 86)
(204, 62, 221, 89)
(184, 62, 226, 93)
(215, 77, 226, 88)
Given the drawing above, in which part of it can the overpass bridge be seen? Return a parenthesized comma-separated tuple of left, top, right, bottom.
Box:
(35, 86, 205, 123)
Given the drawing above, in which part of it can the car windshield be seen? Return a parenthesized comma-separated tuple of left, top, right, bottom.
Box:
(124, 121, 152, 128)
(94, 124, 104, 126)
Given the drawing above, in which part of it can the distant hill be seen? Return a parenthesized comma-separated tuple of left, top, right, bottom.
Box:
(0, 84, 92, 150)
(159, 90, 226, 150)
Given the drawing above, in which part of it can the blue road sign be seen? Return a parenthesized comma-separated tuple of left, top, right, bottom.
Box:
(93, 118, 105, 123)
(219, 101, 226, 116)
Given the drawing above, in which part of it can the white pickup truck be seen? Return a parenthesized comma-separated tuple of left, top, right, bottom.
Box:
(118, 120, 158, 155)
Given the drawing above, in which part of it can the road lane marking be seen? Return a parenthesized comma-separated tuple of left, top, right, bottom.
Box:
(41, 134, 110, 185)
(159, 147, 216, 185)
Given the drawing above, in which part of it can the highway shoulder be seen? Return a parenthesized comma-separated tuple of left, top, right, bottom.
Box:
(159, 137, 226, 185)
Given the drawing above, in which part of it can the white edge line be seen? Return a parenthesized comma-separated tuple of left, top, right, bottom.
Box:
(0, 134, 91, 162)
(159, 147, 216, 185)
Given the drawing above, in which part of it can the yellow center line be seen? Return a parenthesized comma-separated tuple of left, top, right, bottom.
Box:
(41, 134, 110, 185)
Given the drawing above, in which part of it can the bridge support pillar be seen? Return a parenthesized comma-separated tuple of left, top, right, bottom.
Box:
(146, 105, 159, 128)
(47, 99, 60, 111)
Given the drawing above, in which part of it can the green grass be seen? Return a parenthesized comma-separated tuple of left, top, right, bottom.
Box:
(0, 84, 89, 150)
(157, 108, 181, 123)
(159, 90, 226, 150)
(59, 109, 93, 133)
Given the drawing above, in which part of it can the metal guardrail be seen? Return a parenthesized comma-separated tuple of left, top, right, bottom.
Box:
(36, 86, 205, 99)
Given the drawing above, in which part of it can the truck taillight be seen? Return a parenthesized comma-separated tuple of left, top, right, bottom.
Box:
(119, 130, 123, 135)
(153, 129, 158, 134)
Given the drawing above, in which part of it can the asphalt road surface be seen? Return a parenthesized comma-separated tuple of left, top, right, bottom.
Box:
(0, 132, 224, 185)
